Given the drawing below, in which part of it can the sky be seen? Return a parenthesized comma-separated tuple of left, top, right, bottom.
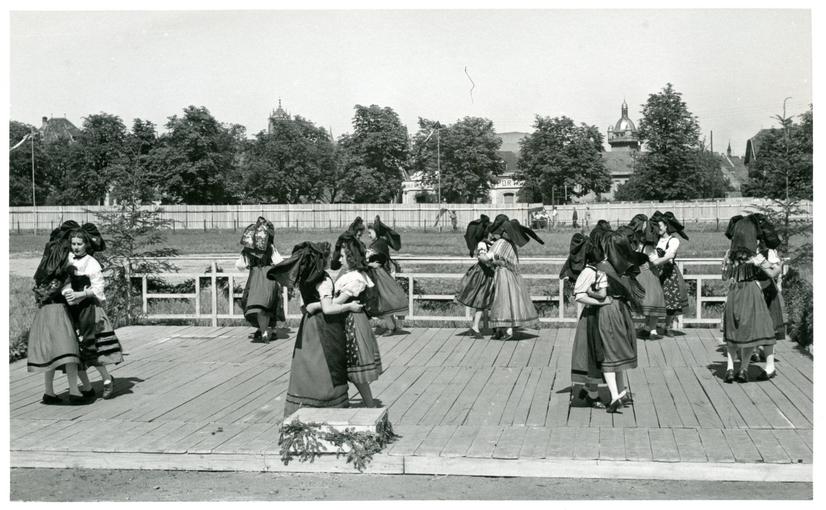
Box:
(8, 8, 813, 156)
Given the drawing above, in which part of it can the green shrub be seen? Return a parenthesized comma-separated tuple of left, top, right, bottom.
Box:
(9, 275, 36, 363)
(783, 267, 813, 347)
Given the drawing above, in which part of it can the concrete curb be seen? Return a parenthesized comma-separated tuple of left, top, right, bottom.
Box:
(11, 450, 812, 482)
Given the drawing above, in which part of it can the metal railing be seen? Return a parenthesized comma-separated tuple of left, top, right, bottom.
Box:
(132, 255, 757, 328)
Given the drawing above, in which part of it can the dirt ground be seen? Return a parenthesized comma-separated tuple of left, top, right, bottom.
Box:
(10, 468, 812, 501)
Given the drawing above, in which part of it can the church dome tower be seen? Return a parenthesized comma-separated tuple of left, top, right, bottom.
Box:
(607, 100, 640, 152)
(268, 98, 291, 134)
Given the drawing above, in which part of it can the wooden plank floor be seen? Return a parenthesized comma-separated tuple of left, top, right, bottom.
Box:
(9, 326, 813, 468)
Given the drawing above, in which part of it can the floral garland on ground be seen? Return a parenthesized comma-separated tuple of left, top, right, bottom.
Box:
(278, 413, 400, 472)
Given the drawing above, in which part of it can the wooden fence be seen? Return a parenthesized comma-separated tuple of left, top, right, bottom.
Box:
(8, 198, 811, 232)
(131, 255, 762, 328)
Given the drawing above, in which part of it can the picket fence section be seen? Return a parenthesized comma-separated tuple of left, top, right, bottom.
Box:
(131, 255, 746, 328)
(8, 198, 811, 232)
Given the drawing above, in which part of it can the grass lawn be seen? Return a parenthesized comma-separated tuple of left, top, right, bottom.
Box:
(11, 227, 745, 258)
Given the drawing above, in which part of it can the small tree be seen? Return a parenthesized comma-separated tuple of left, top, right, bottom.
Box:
(93, 170, 179, 326)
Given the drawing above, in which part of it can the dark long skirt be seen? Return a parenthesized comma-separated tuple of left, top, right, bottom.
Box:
(638, 263, 666, 318)
(27, 304, 81, 373)
(659, 262, 689, 314)
(488, 267, 538, 328)
(242, 266, 285, 327)
(345, 311, 383, 384)
(571, 306, 603, 385)
(283, 311, 350, 418)
(762, 281, 786, 340)
(69, 299, 124, 368)
(455, 263, 495, 310)
(596, 299, 638, 372)
(724, 280, 776, 349)
(369, 267, 409, 316)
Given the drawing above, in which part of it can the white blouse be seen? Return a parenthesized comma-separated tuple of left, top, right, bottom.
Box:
(654, 235, 680, 263)
(335, 270, 374, 298)
(63, 253, 106, 301)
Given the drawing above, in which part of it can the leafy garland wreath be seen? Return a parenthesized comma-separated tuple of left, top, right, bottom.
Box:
(278, 413, 400, 472)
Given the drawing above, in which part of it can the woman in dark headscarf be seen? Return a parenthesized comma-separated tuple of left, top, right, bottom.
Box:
(721, 215, 777, 383)
(455, 215, 495, 338)
(366, 216, 408, 336)
(236, 217, 285, 343)
(63, 223, 124, 399)
(564, 232, 611, 408)
(330, 231, 382, 407)
(627, 214, 667, 338)
(26, 221, 93, 405)
(486, 214, 542, 340)
(268, 242, 364, 417)
(594, 230, 647, 412)
(648, 211, 690, 336)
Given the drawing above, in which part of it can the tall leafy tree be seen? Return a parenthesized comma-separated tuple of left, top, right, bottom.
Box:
(150, 106, 241, 204)
(236, 115, 335, 204)
(411, 117, 504, 203)
(107, 119, 162, 204)
(742, 105, 813, 258)
(614, 83, 730, 200)
(337, 104, 409, 203)
(74, 113, 129, 204)
(514, 116, 610, 203)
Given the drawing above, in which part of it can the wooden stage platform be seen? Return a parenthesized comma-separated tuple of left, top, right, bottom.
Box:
(9, 326, 813, 480)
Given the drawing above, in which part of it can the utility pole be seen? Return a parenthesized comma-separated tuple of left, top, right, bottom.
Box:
(436, 127, 441, 204)
(30, 126, 37, 234)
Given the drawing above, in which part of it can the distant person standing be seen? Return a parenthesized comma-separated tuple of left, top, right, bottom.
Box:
(237, 217, 285, 343)
(572, 207, 579, 229)
(585, 207, 592, 230)
(551, 206, 559, 229)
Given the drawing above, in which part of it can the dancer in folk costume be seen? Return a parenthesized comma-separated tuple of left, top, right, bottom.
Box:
(649, 211, 690, 336)
(626, 214, 667, 339)
(487, 214, 543, 340)
(64, 224, 124, 399)
(455, 214, 495, 339)
(331, 232, 383, 407)
(268, 242, 363, 417)
(26, 221, 94, 405)
(365, 216, 408, 336)
(236, 217, 285, 343)
(721, 215, 778, 383)
(593, 228, 648, 412)
(561, 232, 611, 408)
(754, 216, 785, 378)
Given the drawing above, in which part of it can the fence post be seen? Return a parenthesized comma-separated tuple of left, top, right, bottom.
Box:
(195, 277, 201, 319)
(695, 274, 703, 321)
(677, 261, 685, 330)
(210, 259, 218, 327)
(142, 276, 148, 315)
(558, 278, 565, 319)
(407, 275, 414, 322)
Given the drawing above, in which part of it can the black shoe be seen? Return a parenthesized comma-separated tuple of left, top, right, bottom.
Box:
(68, 393, 95, 405)
(41, 394, 63, 405)
(736, 369, 749, 383)
(470, 329, 483, 339)
(750, 352, 761, 363)
(637, 329, 651, 339)
(757, 369, 777, 381)
(606, 398, 623, 413)
(82, 388, 96, 399)
(724, 369, 735, 383)
(621, 392, 634, 406)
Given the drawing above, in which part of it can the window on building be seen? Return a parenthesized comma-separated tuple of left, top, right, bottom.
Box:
(503, 193, 515, 204)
